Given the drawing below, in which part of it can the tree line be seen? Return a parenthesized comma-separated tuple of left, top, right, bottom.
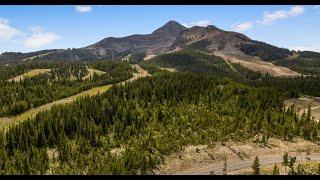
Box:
(0, 60, 133, 116)
(0, 72, 318, 174)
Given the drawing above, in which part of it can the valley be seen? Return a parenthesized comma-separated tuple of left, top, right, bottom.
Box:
(0, 20, 319, 175)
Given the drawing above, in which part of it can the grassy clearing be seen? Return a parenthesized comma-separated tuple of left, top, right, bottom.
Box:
(82, 68, 106, 80)
(284, 96, 320, 122)
(8, 69, 51, 82)
(159, 67, 177, 72)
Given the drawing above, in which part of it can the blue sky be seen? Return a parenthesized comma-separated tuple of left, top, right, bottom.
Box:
(0, 5, 320, 53)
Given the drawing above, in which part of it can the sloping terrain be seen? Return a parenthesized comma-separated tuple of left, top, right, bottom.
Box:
(1, 20, 320, 79)
(82, 68, 107, 80)
(7, 69, 51, 82)
(154, 138, 320, 175)
(0, 64, 149, 130)
(140, 50, 234, 76)
(229, 161, 320, 175)
(213, 52, 302, 77)
(87, 21, 186, 58)
(284, 96, 320, 122)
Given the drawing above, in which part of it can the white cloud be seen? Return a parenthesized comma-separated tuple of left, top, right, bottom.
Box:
(75, 5, 92, 13)
(0, 18, 23, 41)
(181, 23, 189, 28)
(289, 6, 305, 16)
(30, 26, 42, 33)
(24, 26, 60, 48)
(182, 20, 211, 28)
(193, 20, 211, 27)
(257, 6, 304, 24)
(232, 21, 253, 32)
(289, 46, 320, 52)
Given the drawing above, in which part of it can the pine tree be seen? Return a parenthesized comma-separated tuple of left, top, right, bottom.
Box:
(288, 156, 296, 175)
(296, 164, 306, 175)
(307, 104, 311, 122)
(23, 158, 31, 175)
(223, 157, 227, 175)
(252, 156, 260, 175)
(272, 164, 280, 175)
(282, 153, 289, 172)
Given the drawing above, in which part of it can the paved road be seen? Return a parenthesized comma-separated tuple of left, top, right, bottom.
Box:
(176, 154, 320, 175)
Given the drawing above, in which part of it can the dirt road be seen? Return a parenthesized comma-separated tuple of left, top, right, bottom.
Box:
(176, 154, 320, 175)
(0, 65, 150, 130)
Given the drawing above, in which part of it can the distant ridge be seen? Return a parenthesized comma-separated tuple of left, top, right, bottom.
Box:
(1, 20, 320, 63)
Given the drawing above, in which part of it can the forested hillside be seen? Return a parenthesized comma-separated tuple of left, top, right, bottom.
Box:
(0, 61, 133, 117)
(37, 49, 100, 61)
(237, 41, 292, 61)
(0, 72, 318, 174)
(140, 50, 234, 76)
(274, 58, 320, 76)
(0, 50, 59, 64)
(140, 50, 320, 99)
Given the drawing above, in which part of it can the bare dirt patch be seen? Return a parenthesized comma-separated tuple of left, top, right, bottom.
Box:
(154, 138, 320, 175)
(143, 54, 157, 61)
(284, 96, 320, 122)
(21, 52, 52, 61)
(8, 69, 51, 82)
(121, 54, 132, 62)
(47, 148, 59, 160)
(0, 117, 11, 127)
(82, 68, 106, 80)
(159, 67, 177, 72)
(110, 147, 125, 156)
(230, 161, 320, 175)
(213, 52, 302, 77)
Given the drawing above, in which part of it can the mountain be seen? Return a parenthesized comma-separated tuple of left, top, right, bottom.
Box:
(86, 21, 255, 59)
(169, 24, 252, 56)
(0, 49, 60, 64)
(1, 20, 320, 64)
(85, 20, 320, 61)
(86, 20, 186, 58)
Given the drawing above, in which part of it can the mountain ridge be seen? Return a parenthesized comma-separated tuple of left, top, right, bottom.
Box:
(1, 20, 320, 64)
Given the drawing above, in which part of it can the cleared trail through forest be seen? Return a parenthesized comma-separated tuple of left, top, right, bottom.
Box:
(0, 64, 150, 130)
(8, 69, 51, 82)
(213, 52, 302, 77)
(176, 154, 320, 175)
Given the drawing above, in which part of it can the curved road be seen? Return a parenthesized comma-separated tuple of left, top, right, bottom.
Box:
(176, 154, 320, 175)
